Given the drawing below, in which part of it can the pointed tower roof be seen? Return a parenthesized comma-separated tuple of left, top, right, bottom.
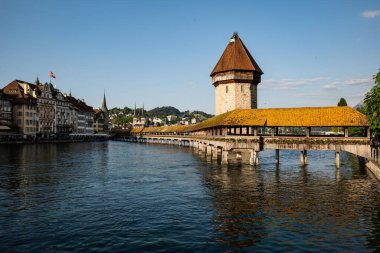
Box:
(211, 32, 263, 76)
(101, 91, 108, 112)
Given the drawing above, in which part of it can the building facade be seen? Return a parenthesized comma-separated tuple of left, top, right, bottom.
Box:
(0, 89, 13, 132)
(65, 94, 94, 134)
(2, 79, 99, 137)
(36, 82, 56, 137)
(211, 33, 263, 115)
(55, 91, 71, 134)
(132, 105, 146, 128)
(3, 80, 38, 136)
(94, 92, 109, 133)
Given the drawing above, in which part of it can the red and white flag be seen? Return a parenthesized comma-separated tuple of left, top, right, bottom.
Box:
(50, 71, 56, 79)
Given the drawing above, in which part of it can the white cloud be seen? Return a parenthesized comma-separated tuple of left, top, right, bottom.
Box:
(261, 77, 329, 90)
(341, 78, 373, 86)
(322, 84, 337, 90)
(361, 10, 380, 18)
(323, 78, 373, 87)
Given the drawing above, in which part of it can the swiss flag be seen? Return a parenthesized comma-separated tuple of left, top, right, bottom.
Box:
(50, 71, 56, 79)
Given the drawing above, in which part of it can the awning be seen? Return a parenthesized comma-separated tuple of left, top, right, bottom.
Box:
(0, 125, 11, 130)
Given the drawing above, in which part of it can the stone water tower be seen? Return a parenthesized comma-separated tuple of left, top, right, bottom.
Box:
(211, 33, 263, 115)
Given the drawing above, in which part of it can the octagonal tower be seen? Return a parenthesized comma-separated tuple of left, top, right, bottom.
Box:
(211, 33, 263, 115)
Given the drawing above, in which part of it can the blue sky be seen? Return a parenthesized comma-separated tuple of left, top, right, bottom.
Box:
(0, 0, 379, 114)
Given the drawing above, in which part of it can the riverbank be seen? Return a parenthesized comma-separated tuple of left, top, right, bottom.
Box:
(0, 134, 111, 145)
(366, 159, 380, 181)
(0, 139, 107, 145)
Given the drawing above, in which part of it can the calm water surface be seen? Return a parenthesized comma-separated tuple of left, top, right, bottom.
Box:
(0, 141, 380, 252)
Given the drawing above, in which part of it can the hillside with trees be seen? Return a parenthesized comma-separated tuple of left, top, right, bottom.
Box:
(109, 105, 213, 127)
(148, 106, 181, 118)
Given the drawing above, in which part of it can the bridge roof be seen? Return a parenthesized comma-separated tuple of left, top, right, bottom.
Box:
(190, 106, 368, 130)
(210, 33, 263, 76)
(133, 106, 368, 134)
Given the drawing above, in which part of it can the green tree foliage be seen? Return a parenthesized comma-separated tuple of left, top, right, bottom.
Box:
(364, 69, 380, 137)
(113, 115, 133, 126)
(348, 106, 366, 137)
(110, 105, 213, 127)
(332, 97, 347, 132)
(147, 106, 181, 118)
(337, 98, 347, 106)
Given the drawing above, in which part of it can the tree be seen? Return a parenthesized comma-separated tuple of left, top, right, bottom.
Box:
(364, 69, 380, 137)
(333, 99, 347, 132)
(337, 98, 347, 106)
(348, 106, 366, 137)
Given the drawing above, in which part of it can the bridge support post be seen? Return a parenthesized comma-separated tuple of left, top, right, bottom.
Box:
(206, 145, 212, 156)
(202, 144, 208, 154)
(335, 151, 340, 168)
(212, 146, 218, 160)
(335, 146, 341, 168)
(306, 127, 311, 137)
(300, 150, 308, 166)
(253, 127, 258, 136)
(275, 149, 280, 164)
(250, 150, 259, 166)
(198, 143, 204, 153)
(222, 150, 229, 164)
(344, 127, 349, 138)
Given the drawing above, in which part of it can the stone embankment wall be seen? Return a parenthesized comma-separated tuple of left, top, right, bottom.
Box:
(366, 160, 380, 182)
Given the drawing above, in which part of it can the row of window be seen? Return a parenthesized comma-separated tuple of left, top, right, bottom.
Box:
(39, 99, 54, 104)
(25, 120, 36, 126)
(0, 106, 12, 112)
(38, 107, 55, 112)
(25, 127, 36, 132)
(18, 111, 37, 117)
(0, 112, 12, 117)
(41, 94, 52, 99)
(18, 105, 36, 109)
(225, 85, 248, 93)
(0, 100, 12, 108)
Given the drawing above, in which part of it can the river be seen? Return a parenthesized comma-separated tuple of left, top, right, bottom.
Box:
(0, 141, 379, 252)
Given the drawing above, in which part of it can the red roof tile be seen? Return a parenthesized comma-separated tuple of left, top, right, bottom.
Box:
(211, 33, 263, 76)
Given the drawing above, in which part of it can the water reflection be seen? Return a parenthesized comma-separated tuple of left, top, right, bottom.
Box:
(196, 150, 380, 251)
(0, 143, 110, 212)
(0, 143, 379, 252)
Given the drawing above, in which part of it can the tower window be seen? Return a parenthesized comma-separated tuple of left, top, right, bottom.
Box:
(226, 86, 228, 93)
(241, 85, 243, 93)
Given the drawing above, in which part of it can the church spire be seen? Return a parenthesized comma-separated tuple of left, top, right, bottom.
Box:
(35, 75, 40, 85)
(101, 90, 108, 112)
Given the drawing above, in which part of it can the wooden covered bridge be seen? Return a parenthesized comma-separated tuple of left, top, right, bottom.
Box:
(128, 106, 370, 167)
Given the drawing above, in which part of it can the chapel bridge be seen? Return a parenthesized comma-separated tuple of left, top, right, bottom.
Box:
(127, 106, 371, 167)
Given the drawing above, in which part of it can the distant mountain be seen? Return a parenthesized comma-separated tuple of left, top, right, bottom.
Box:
(354, 99, 365, 109)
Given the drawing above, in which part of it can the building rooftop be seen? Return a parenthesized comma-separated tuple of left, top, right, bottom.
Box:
(133, 106, 368, 134)
(210, 33, 263, 76)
